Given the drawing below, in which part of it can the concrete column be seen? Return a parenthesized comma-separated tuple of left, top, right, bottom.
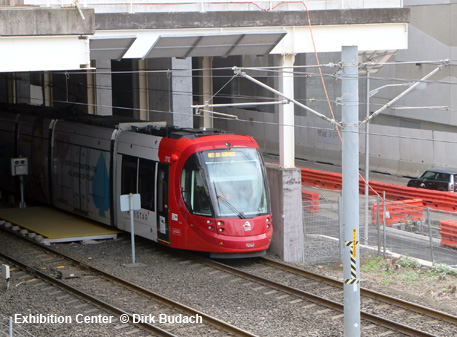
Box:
(44, 71, 52, 107)
(0, 74, 7, 103)
(95, 59, 113, 116)
(16, 72, 30, 104)
(7, 73, 16, 103)
(276, 54, 295, 168)
(87, 70, 95, 114)
(202, 56, 214, 129)
(266, 164, 304, 262)
(147, 58, 170, 123)
(171, 57, 193, 128)
(138, 59, 149, 121)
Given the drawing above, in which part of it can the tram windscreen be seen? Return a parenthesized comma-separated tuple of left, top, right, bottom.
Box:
(181, 148, 270, 218)
(204, 148, 270, 218)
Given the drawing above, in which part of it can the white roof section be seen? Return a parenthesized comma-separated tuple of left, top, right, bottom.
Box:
(0, 23, 408, 72)
(89, 36, 137, 61)
(143, 32, 287, 59)
(0, 36, 91, 72)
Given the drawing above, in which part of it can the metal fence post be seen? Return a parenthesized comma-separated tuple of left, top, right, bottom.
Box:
(9, 316, 13, 337)
(383, 191, 387, 259)
(426, 207, 435, 263)
(376, 195, 380, 256)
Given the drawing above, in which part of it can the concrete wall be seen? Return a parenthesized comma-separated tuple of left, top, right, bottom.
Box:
(0, 8, 94, 36)
(368, 124, 457, 177)
(370, 1, 457, 131)
(215, 107, 457, 178)
(94, 8, 409, 31)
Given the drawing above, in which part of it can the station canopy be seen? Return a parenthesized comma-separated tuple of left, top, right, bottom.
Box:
(143, 32, 286, 58)
(90, 31, 287, 60)
(89, 36, 137, 61)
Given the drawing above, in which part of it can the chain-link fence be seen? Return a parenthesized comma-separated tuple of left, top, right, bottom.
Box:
(302, 186, 457, 267)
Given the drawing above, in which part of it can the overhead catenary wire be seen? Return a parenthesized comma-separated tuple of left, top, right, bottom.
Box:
(5, 55, 457, 139)
(5, 62, 457, 94)
(24, 57, 457, 77)
(39, 97, 457, 147)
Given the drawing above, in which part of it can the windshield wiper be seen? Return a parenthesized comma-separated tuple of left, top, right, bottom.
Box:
(213, 182, 246, 219)
(216, 195, 246, 219)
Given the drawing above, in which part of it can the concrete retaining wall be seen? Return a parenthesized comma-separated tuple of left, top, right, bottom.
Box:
(266, 164, 303, 262)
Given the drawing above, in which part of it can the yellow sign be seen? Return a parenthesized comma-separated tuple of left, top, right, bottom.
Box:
(352, 228, 357, 258)
(207, 151, 236, 158)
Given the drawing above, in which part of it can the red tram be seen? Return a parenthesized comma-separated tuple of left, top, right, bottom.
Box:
(0, 105, 272, 257)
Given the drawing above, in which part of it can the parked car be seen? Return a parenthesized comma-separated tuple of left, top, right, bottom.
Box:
(407, 168, 457, 192)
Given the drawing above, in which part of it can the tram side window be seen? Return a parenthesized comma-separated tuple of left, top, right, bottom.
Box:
(138, 158, 155, 212)
(121, 155, 138, 195)
(181, 154, 213, 216)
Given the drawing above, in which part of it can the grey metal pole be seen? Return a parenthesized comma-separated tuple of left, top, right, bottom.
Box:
(364, 68, 370, 245)
(19, 175, 26, 208)
(426, 207, 435, 262)
(339, 196, 344, 261)
(9, 316, 13, 337)
(341, 46, 360, 337)
(383, 191, 387, 259)
(129, 193, 136, 265)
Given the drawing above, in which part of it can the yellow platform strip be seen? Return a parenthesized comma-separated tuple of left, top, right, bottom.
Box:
(0, 206, 119, 240)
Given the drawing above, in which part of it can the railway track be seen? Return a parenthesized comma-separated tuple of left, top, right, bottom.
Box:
(174, 253, 457, 336)
(260, 257, 457, 326)
(0, 227, 257, 337)
(0, 257, 152, 337)
(2, 222, 457, 336)
(0, 252, 177, 337)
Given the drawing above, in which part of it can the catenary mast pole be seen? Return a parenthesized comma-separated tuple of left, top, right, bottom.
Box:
(341, 46, 361, 336)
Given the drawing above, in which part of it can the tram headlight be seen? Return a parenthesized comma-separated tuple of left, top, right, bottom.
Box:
(217, 221, 224, 226)
(218, 228, 225, 233)
(208, 225, 214, 231)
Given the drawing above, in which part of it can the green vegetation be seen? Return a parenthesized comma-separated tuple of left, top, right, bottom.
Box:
(380, 278, 390, 286)
(360, 255, 457, 286)
(399, 270, 422, 282)
(361, 256, 385, 272)
(429, 263, 457, 278)
(397, 256, 421, 269)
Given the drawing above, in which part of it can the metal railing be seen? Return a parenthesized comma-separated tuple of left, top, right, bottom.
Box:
(16, 0, 403, 14)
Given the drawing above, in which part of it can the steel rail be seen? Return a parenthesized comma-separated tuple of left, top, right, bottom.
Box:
(260, 257, 457, 326)
(0, 251, 177, 337)
(0, 227, 258, 337)
(183, 253, 440, 337)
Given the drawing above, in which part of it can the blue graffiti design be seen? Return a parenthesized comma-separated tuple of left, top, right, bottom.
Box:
(92, 153, 110, 217)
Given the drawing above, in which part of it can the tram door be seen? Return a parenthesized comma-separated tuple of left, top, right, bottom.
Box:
(157, 163, 169, 244)
(120, 155, 158, 241)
